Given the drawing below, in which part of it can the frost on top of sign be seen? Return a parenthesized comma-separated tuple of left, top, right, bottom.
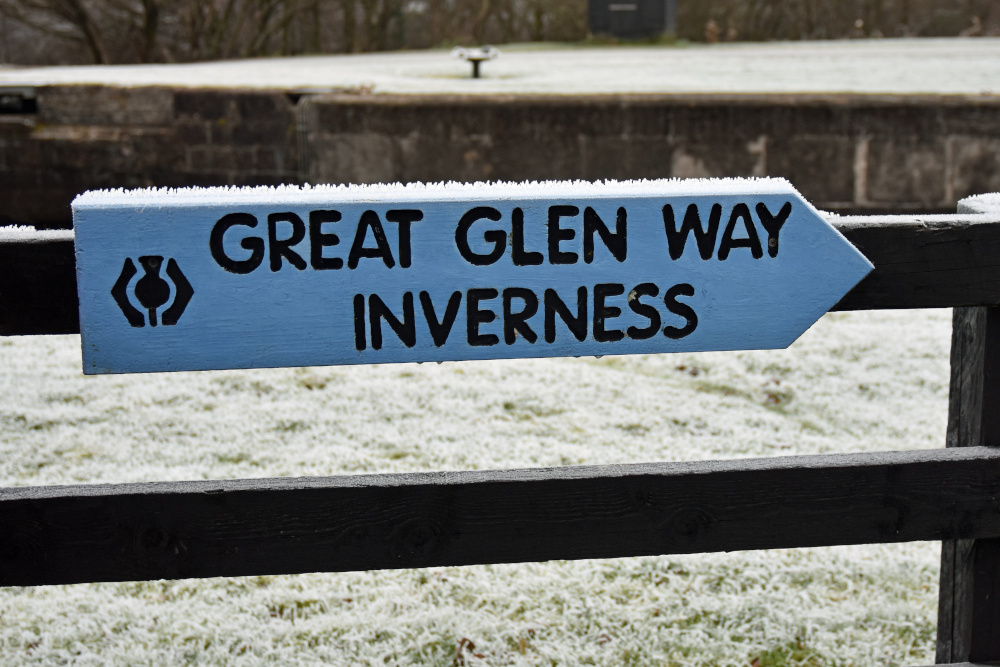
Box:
(72, 177, 801, 209)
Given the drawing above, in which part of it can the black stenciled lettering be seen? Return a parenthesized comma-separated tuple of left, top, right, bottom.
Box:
(756, 201, 792, 258)
(544, 287, 587, 343)
(309, 210, 343, 270)
(353, 294, 366, 351)
(386, 209, 423, 269)
(626, 283, 660, 340)
(663, 203, 722, 261)
(511, 208, 543, 266)
(467, 288, 499, 346)
(593, 283, 625, 343)
(718, 203, 763, 260)
(664, 283, 698, 339)
(503, 288, 539, 344)
(456, 207, 505, 266)
(210, 212, 264, 274)
(548, 205, 579, 264)
(349, 210, 396, 269)
(369, 293, 415, 349)
(583, 207, 627, 263)
(268, 212, 307, 271)
(420, 291, 462, 347)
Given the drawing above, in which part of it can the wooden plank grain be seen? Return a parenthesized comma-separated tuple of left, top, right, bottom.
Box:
(0, 230, 77, 335)
(937, 306, 1000, 663)
(3, 447, 1000, 587)
(832, 214, 1000, 311)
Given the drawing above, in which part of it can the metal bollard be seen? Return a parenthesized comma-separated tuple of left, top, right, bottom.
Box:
(451, 46, 500, 79)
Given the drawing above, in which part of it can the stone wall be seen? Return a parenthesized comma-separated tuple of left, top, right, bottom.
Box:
(2, 86, 999, 228)
(299, 93, 1000, 214)
(0, 86, 298, 228)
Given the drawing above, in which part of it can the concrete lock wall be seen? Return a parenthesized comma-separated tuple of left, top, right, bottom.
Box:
(2, 85, 1000, 228)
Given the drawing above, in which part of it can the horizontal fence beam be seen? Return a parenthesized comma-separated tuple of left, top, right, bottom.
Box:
(0, 230, 76, 335)
(3, 447, 1000, 586)
(831, 214, 1000, 311)
(4, 214, 1000, 335)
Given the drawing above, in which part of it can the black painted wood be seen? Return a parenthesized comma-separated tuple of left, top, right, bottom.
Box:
(4, 215, 1000, 336)
(831, 214, 1000, 311)
(0, 230, 77, 335)
(937, 307, 1000, 663)
(3, 447, 1000, 587)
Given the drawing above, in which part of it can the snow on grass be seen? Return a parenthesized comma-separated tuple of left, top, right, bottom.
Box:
(0, 308, 950, 664)
(0, 39, 998, 96)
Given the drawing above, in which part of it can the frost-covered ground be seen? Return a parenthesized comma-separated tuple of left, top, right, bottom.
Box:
(0, 38, 998, 95)
(0, 308, 951, 665)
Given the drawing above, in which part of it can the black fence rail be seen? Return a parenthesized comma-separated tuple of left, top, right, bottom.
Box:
(3, 197, 1000, 663)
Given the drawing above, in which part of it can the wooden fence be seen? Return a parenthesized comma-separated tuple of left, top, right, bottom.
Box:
(3, 195, 1000, 664)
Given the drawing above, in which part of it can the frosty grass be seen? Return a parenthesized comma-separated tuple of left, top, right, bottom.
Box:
(0, 309, 949, 665)
(1, 39, 997, 97)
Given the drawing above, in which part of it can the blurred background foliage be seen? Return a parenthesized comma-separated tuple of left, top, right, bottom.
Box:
(0, 0, 996, 65)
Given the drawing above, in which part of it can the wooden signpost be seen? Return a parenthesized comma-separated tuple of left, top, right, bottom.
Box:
(72, 179, 872, 374)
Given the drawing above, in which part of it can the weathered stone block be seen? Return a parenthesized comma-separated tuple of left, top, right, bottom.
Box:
(618, 101, 670, 137)
(848, 100, 945, 138)
(174, 121, 210, 145)
(252, 147, 279, 172)
(232, 121, 291, 144)
(941, 103, 1000, 137)
(668, 137, 765, 179)
(201, 147, 240, 172)
(519, 102, 625, 137)
(669, 103, 770, 143)
(490, 132, 583, 182)
(0, 116, 35, 139)
(39, 86, 174, 126)
(174, 91, 230, 120)
(390, 132, 491, 183)
(768, 135, 855, 207)
(578, 135, 672, 181)
(234, 93, 291, 121)
(306, 133, 398, 184)
(865, 137, 947, 206)
(950, 136, 1000, 201)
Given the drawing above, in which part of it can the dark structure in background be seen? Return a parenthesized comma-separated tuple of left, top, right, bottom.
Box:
(588, 0, 677, 39)
(2, 86, 1000, 229)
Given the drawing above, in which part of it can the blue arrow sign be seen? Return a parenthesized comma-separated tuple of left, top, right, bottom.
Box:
(72, 179, 872, 374)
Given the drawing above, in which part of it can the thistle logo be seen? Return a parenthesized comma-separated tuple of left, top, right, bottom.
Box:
(111, 256, 194, 328)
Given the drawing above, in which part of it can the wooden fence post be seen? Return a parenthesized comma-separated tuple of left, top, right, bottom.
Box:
(937, 194, 1000, 664)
